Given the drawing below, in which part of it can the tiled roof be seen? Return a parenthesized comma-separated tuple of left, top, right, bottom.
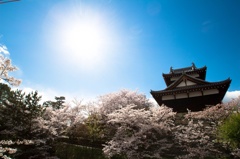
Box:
(163, 66, 207, 77)
(172, 66, 193, 73)
(151, 78, 231, 95)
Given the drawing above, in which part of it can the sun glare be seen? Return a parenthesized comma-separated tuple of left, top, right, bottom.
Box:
(44, 3, 115, 72)
(60, 18, 106, 60)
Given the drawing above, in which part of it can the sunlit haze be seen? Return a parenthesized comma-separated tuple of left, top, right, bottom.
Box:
(0, 0, 240, 102)
(43, 2, 117, 71)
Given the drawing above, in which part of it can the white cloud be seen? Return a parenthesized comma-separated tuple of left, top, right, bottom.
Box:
(0, 44, 10, 55)
(223, 90, 240, 103)
(148, 97, 158, 106)
(17, 84, 96, 105)
(12, 86, 55, 103)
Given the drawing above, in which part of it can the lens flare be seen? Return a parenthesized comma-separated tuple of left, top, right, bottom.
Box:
(44, 2, 116, 72)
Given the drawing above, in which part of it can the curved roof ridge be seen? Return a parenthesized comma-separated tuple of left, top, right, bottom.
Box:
(150, 77, 231, 93)
(170, 62, 197, 73)
(162, 65, 207, 76)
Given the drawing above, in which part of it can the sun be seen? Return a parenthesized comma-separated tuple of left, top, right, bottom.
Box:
(59, 14, 107, 61)
(44, 3, 115, 71)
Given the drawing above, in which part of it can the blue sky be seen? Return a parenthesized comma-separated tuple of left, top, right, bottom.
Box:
(0, 0, 240, 102)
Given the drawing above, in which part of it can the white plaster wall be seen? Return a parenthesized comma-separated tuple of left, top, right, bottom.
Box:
(189, 91, 202, 97)
(162, 95, 175, 100)
(170, 76, 179, 81)
(176, 93, 188, 99)
(186, 80, 196, 86)
(177, 81, 186, 87)
(190, 73, 199, 78)
(203, 89, 219, 95)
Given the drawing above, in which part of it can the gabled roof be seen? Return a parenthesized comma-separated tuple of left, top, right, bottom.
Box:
(162, 64, 207, 86)
(165, 73, 209, 90)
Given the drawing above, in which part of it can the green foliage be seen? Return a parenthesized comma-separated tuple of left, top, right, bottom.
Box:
(217, 112, 240, 149)
(67, 123, 90, 139)
(43, 96, 65, 110)
(67, 113, 106, 143)
(85, 113, 104, 141)
(0, 86, 56, 158)
(0, 83, 11, 104)
(0, 88, 44, 139)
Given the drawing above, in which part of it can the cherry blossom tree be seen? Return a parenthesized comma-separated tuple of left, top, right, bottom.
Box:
(174, 117, 223, 158)
(41, 98, 92, 139)
(100, 89, 240, 159)
(66, 90, 153, 142)
(0, 44, 21, 86)
(0, 140, 33, 159)
(103, 104, 176, 159)
(97, 89, 153, 115)
(175, 97, 240, 159)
